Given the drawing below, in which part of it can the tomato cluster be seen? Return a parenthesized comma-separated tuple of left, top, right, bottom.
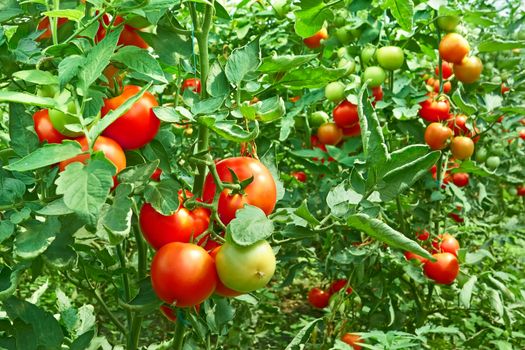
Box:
(308, 278, 353, 309)
(438, 33, 483, 84)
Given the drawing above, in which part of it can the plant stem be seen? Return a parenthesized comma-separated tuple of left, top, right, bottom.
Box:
(436, 13, 443, 94)
(396, 196, 407, 233)
(434, 153, 444, 235)
(173, 319, 185, 350)
(132, 199, 148, 280)
(116, 244, 132, 329)
(128, 315, 143, 350)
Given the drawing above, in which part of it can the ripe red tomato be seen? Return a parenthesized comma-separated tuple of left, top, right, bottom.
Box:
(37, 17, 68, 41)
(435, 62, 453, 79)
(447, 114, 470, 136)
(439, 33, 470, 64)
(453, 56, 483, 84)
(101, 85, 160, 150)
(423, 252, 459, 284)
(419, 96, 450, 122)
(202, 157, 277, 225)
(307, 287, 330, 308)
(404, 251, 428, 263)
(519, 129, 525, 140)
(32, 109, 69, 144)
(317, 122, 343, 145)
(343, 123, 361, 138)
(96, 15, 148, 48)
(291, 171, 307, 182)
(151, 242, 217, 307)
(501, 83, 510, 94)
(372, 85, 383, 102)
(333, 100, 358, 128)
(431, 80, 452, 94)
(452, 173, 469, 187)
(449, 211, 464, 223)
(303, 28, 328, 49)
(416, 229, 430, 240)
(289, 96, 301, 103)
(209, 247, 242, 297)
(424, 123, 453, 150)
(432, 234, 460, 256)
(450, 136, 475, 160)
(328, 279, 353, 295)
(151, 168, 162, 181)
(517, 185, 525, 196)
(159, 305, 177, 322)
(181, 78, 202, 94)
(341, 333, 363, 350)
(58, 135, 126, 173)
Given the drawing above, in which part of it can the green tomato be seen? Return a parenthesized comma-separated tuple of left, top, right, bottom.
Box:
(309, 111, 329, 127)
(509, 187, 518, 196)
(325, 81, 346, 102)
(361, 45, 376, 66)
(436, 15, 460, 32)
(362, 66, 386, 87)
(376, 46, 404, 70)
(36, 84, 58, 98)
(350, 28, 362, 39)
(486, 156, 501, 170)
(490, 144, 505, 156)
(216, 240, 276, 293)
(334, 14, 346, 27)
(49, 100, 83, 137)
(335, 26, 353, 45)
(516, 29, 525, 41)
(338, 58, 356, 75)
(475, 147, 488, 163)
(337, 47, 349, 58)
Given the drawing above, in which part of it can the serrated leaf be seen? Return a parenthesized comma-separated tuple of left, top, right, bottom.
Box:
(451, 89, 477, 116)
(383, 0, 413, 31)
(36, 198, 74, 216)
(12, 70, 58, 85)
(97, 184, 133, 245)
(460, 275, 477, 308)
(294, 1, 332, 38)
(227, 205, 274, 246)
(285, 318, 322, 350)
(258, 54, 317, 73)
(14, 217, 60, 260)
(192, 95, 226, 115)
(0, 92, 57, 108)
(293, 200, 320, 226)
(144, 178, 180, 215)
(326, 182, 363, 217)
(112, 46, 167, 84)
(279, 66, 347, 88)
(478, 40, 525, 52)
(118, 161, 159, 186)
(225, 39, 260, 85)
(4, 141, 83, 172)
(199, 116, 259, 142)
(58, 55, 85, 89)
(207, 61, 231, 97)
(8, 103, 39, 157)
(121, 278, 162, 314)
(0, 264, 27, 301)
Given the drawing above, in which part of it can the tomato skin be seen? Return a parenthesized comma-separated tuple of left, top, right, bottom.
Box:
(151, 242, 217, 307)
(453, 56, 483, 84)
(151, 168, 162, 181)
(341, 333, 363, 350)
(424, 123, 453, 150)
(475, 148, 488, 163)
(361, 46, 376, 65)
(291, 171, 307, 182)
(437, 15, 460, 32)
(317, 122, 343, 145)
(58, 136, 126, 173)
(450, 136, 475, 160)
(419, 97, 450, 122)
(501, 83, 510, 94)
(439, 33, 470, 64)
(139, 192, 211, 250)
(404, 251, 428, 263)
(328, 279, 352, 295)
(309, 111, 329, 127)
(519, 129, 525, 140)
(452, 173, 469, 187)
(447, 114, 470, 136)
(209, 247, 242, 297)
(432, 234, 460, 256)
(431, 80, 451, 94)
(159, 305, 178, 322)
(97, 15, 148, 48)
(362, 66, 386, 87)
(423, 253, 459, 284)
(376, 46, 404, 70)
(308, 288, 330, 308)
(372, 86, 383, 102)
(49, 101, 83, 137)
(101, 85, 160, 150)
(342, 123, 361, 138)
(325, 81, 346, 102)
(486, 156, 500, 170)
(215, 240, 276, 293)
(435, 62, 453, 79)
(181, 78, 202, 94)
(333, 100, 358, 128)
(303, 28, 328, 49)
(416, 229, 430, 241)
(202, 157, 277, 225)
(517, 185, 525, 196)
(33, 109, 69, 144)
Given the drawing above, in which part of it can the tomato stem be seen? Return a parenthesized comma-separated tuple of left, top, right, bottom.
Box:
(116, 244, 132, 330)
(172, 318, 185, 350)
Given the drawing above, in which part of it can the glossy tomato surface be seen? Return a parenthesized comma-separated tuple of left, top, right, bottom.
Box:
(432, 234, 460, 256)
(423, 252, 459, 284)
(341, 333, 363, 350)
(202, 157, 277, 225)
(151, 242, 217, 307)
(101, 85, 160, 150)
(435, 62, 453, 79)
(450, 136, 475, 160)
(333, 100, 358, 128)
(317, 122, 343, 145)
(328, 279, 353, 295)
(181, 78, 202, 94)
(452, 173, 469, 187)
(454, 56, 483, 84)
(209, 247, 242, 297)
(439, 33, 470, 64)
(419, 97, 450, 122)
(303, 28, 328, 49)
(33, 109, 68, 144)
(307, 288, 330, 308)
(424, 123, 453, 150)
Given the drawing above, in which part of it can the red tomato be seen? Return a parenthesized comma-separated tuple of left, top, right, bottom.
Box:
(452, 173, 469, 187)
(424, 123, 453, 150)
(139, 191, 210, 250)
(519, 129, 525, 140)
(419, 96, 450, 122)
(517, 185, 525, 196)
(96, 15, 148, 48)
(151, 242, 217, 307)
(209, 247, 242, 297)
(32, 109, 69, 144)
(303, 28, 328, 49)
(501, 83, 510, 94)
(453, 56, 483, 84)
(439, 33, 470, 64)
(289, 96, 301, 103)
(328, 279, 353, 295)
(431, 80, 452, 94)
(181, 78, 202, 94)
(159, 305, 177, 322)
(291, 171, 307, 182)
(151, 168, 162, 181)
(342, 123, 361, 138)
(432, 234, 460, 256)
(333, 100, 358, 128)
(435, 62, 453, 79)
(37, 17, 68, 41)
(341, 333, 363, 350)
(447, 114, 470, 136)
(58, 136, 126, 173)
(372, 86, 383, 101)
(101, 85, 160, 150)
(423, 252, 459, 284)
(307, 287, 330, 308)
(317, 122, 343, 145)
(416, 229, 430, 241)
(450, 136, 475, 160)
(449, 212, 464, 223)
(202, 157, 277, 225)
(404, 251, 428, 263)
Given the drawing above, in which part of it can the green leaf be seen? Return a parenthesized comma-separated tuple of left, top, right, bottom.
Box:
(225, 38, 260, 85)
(14, 217, 60, 260)
(12, 70, 58, 85)
(112, 46, 167, 84)
(499, 105, 525, 114)
(0, 220, 14, 243)
(78, 27, 122, 94)
(118, 161, 159, 186)
(58, 55, 85, 90)
(294, 1, 332, 38)
(207, 61, 231, 97)
(199, 116, 259, 142)
(279, 66, 347, 88)
(285, 318, 322, 350)
(192, 95, 227, 115)
(0, 92, 57, 108)
(0, 264, 27, 301)
(347, 214, 433, 259)
(36, 198, 74, 216)
(378, 145, 429, 177)
(258, 54, 317, 73)
(70, 330, 95, 350)
(383, 0, 413, 31)
(144, 178, 180, 215)
(0, 0, 22, 23)
(460, 275, 477, 308)
(4, 141, 83, 172)
(227, 205, 274, 246)
(42, 215, 79, 268)
(152, 106, 183, 123)
(293, 200, 320, 226)
(42, 9, 84, 21)
(253, 96, 286, 122)
(489, 289, 504, 317)
(483, 94, 502, 112)
(120, 278, 162, 314)
(326, 182, 363, 217)
(96, 184, 133, 245)
(0, 178, 26, 207)
(140, 27, 192, 65)
(478, 40, 525, 52)
(452, 89, 477, 116)
(55, 158, 115, 226)
(8, 103, 39, 157)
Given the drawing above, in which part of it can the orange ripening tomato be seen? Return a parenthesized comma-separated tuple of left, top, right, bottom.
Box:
(303, 28, 328, 49)
(439, 33, 470, 64)
(341, 333, 364, 350)
(32, 109, 69, 144)
(58, 135, 126, 173)
(37, 17, 68, 41)
(424, 123, 453, 150)
(101, 85, 160, 150)
(317, 122, 343, 145)
(453, 56, 482, 84)
(450, 136, 475, 160)
(209, 247, 242, 297)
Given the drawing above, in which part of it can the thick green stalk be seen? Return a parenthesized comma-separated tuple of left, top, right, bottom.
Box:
(116, 245, 132, 332)
(128, 315, 143, 350)
(173, 320, 185, 350)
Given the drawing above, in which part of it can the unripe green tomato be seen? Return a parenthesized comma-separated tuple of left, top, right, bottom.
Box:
(490, 144, 505, 156)
(376, 46, 404, 70)
(509, 187, 518, 196)
(350, 28, 362, 39)
(334, 13, 346, 27)
(516, 29, 525, 41)
(475, 147, 488, 163)
(335, 27, 353, 45)
(338, 58, 356, 75)
(361, 45, 376, 66)
(363, 66, 386, 87)
(36, 84, 58, 98)
(337, 47, 349, 58)
(486, 156, 500, 170)
(437, 15, 460, 32)
(325, 81, 346, 102)
(309, 111, 329, 127)
(49, 101, 82, 137)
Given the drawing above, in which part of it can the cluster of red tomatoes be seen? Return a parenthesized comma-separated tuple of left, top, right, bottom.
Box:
(405, 231, 461, 285)
(307, 279, 353, 309)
